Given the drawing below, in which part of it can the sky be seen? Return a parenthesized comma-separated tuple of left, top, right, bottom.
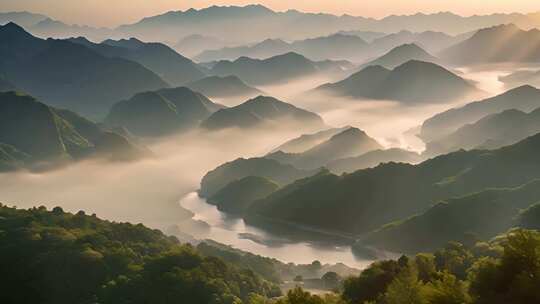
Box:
(2, 0, 540, 27)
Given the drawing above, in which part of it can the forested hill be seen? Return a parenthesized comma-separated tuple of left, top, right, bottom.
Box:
(0, 204, 280, 304)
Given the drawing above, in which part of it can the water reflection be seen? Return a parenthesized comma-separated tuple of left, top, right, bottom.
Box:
(178, 192, 373, 268)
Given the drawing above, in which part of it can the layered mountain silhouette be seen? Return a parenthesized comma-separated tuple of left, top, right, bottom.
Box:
(208, 176, 279, 214)
(199, 157, 318, 197)
(327, 148, 424, 174)
(185, 75, 262, 98)
(174, 34, 229, 57)
(105, 87, 224, 137)
(266, 127, 383, 169)
(270, 127, 351, 153)
(0, 23, 168, 118)
(0, 91, 148, 171)
(0, 76, 16, 92)
(115, 5, 540, 44)
(196, 34, 370, 62)
(360, 44, 440, 69)
(420, 85, 540, 141)
(363, 180, 540, 253)
(209, 52, 347, 86)
(315, 60, 478, 103)
(440, 24, 540, 64)
(425, 107, 540, 156)
(69, 37, 206, 86)
(246, 132, 540, 235)
(0, 12, 48, 28)
(201, 96, 324, 131)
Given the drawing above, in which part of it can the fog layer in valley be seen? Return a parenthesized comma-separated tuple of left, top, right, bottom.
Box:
(0, 63, 527, 267)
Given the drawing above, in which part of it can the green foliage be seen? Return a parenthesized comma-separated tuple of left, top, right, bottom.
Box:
(0, 205, 277, 304)
(209, 176, 279, 214)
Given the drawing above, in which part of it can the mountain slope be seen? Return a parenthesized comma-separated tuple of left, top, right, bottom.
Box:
(0, 23, 168, 118)
(0, 91, 147, 169)
(208, 176, 280, 214)
(185, 75, 262, 98)
(69, 37, 206, 86)
(420, 85, 540, 141)
(247, 132, 540, 235)
(327, 148, 424, 174)
(105, 87, 223, 136)
(199, 157, 318, 197)
(363, 180, 540, 253)
(440, 24, 540, 64)
(425, 107, 540, 156)
(315, 60, 478, 103)
(201, 96, 324, 131)
(270, 127, 351, 154)
(266, 127, 383, 169)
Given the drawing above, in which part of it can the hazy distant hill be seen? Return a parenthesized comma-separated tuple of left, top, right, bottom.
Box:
(270, 127, 351, 153)
(440, 24, 540, 64)
(247, 132, 540, 235)
(360, 43, 440, 69)
(174, 34, 230, 57)
(0, 91, 147, 170)
(337, 30, 387, 42)
(0, 23, 168, 119)
(420, 85, 540, 142)
(266, 127, 383, 169)
(425, 107, 540, 156)
(196, 34, 372, 63)
(369, 30, 471, 54)
(499, 69, 540, 88)
(209, 52, 343, 85)
(0, 11, 47, 28)
(185, 75, 262, 98)
(105, 87, 223, 137)
(201, 96, 324, 131)
(69, 37, 206, 86)
(199, 157, 318, 197)
(363, 180, 540, 253)
(315, 60, 478, 103)
(327, 148, 424, 174)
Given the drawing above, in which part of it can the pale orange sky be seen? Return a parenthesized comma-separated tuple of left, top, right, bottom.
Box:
(2, 0, 540, 28)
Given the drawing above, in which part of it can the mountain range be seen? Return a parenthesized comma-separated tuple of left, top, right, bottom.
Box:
(420, 85, 540, 142)
(246, 132, 540, 235)
(314, 60, 478, 103)
(0, 22, 168, 118)
(201, 96, 324, 131)
(270, 127, 351, 154)
(105, 87, 224, 137)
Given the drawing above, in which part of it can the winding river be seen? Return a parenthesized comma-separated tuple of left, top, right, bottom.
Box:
(178, 192, 373, 269)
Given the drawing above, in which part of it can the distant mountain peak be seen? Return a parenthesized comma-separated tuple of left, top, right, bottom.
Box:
(329, 127, 367, 141)
(0, 22, 32, 38)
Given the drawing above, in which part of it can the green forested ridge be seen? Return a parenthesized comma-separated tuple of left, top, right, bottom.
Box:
(0, 205, 279, 304)
(362, 180, 540, 253)
(209, 176, 280, 214)
(248, 133, 540, 235)
(0, 91, 148, 171)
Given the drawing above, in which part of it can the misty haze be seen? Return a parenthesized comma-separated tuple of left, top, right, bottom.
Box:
(1, 1, 540, 304)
